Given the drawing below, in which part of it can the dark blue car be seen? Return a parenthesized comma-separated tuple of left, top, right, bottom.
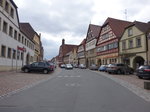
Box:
(98, 65, 107, 72)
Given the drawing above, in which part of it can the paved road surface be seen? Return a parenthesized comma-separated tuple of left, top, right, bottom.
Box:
(0, 69, 149, 112)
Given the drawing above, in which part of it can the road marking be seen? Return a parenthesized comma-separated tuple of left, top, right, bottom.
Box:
(57, 75, 81, 78)
(65, 83, 80, 87)
(57, 76, 63, 77)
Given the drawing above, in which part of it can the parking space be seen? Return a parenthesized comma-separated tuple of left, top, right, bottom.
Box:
(0, 68, 61, 97)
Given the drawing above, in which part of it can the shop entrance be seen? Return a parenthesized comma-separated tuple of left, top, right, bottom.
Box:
(133, 56, 145, 69)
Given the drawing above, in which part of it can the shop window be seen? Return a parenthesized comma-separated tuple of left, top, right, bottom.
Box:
(9, 26, 13, 37)
(1, 45, 6, 57)
(14, 30, 17, 40)
(3, 21, 8, 34)
(10, 7, 14, 18)
(136, 37, 141, 47)
(7, 47, 11, 58)
(17, 51, 20, 60)
(21, 52, 23, 60)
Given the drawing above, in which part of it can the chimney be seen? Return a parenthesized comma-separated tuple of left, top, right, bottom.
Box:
(62, 39, 65, 45)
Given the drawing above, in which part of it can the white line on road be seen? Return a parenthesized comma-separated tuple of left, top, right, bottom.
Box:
(57, 75, 81, 78)
(65, 83, 80, 87)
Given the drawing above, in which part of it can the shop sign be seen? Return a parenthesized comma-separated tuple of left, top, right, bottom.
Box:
(17, 46, 26, 52)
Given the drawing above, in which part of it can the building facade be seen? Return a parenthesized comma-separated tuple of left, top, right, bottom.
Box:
(19, 23, 43, 62)
(0, 0, 35, 71)
(96, 18, 131, 66)
(77, 39, 86, 65)
(58, 39, 77, 65)
(119, 21, 150, 69)
(85, 24, 101, 67)
(147, 29, 150, 64)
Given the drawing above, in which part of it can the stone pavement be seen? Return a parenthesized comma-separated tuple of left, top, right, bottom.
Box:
(94, 71, 150, 102)
(0, 68, 62, 98)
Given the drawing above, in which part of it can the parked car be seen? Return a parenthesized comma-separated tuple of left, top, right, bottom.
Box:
(79, 64, 86, 69)
(98, 65, 107, 72)
(89, 64, 99, 70)
(48, 62, 55, 71)
(73, 64, 78, 68)
(65, 64, 73, 69)
(21, 62, 52, 74)
(107, 63, 134, 74)
(136, 65, 150, 79)
(60, 64, 66, 68)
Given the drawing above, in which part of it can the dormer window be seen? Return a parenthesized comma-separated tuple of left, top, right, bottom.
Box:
(128, 28, 133, 36)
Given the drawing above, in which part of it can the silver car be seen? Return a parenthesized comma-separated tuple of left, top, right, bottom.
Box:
(65, 64, 73, 69)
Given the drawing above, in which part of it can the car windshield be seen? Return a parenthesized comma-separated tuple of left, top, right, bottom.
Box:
(101, 65, 105, 67)
(139, 66, 150, 69)
(108, 64, 116, 67)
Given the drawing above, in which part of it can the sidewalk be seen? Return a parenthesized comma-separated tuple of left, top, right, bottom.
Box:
(0, 68, 61, 98)
(94, 71, 150, 102)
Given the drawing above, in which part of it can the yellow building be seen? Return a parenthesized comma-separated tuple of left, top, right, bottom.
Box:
(119, 21, 150, 69)
(33, 33, 41, 62)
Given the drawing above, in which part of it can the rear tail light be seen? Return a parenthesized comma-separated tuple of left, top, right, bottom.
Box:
(144, 69, 150, 72)
(111, 67, 117, 69)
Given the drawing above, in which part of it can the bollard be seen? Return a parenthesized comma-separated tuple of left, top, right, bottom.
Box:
(144, 82, 150, 90)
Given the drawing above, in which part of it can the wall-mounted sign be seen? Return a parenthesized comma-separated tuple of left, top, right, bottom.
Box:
(17, 46, 26, 52)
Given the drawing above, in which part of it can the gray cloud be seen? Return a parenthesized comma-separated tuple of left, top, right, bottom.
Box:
(18, 0, 94, 37)
(15, 0, 150, 59)
(41, 37, 60, 59)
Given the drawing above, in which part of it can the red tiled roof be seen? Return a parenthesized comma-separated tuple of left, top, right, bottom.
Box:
(59, 44, 78, 57)
(86, 24, 101, 42)
(80, 39, 86, 45)
(77, 38, 86, 52)
(125, 21, 150, 33)
(89, 24, 101, 38)
(103, 17, 132, 38)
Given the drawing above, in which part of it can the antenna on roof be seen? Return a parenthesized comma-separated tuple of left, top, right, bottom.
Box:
(124, 9, 127, 21)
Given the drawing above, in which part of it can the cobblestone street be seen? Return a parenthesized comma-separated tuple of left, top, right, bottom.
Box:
(0, 68, 61, 97)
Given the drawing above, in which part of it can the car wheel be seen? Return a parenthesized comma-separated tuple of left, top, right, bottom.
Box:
(43, 69, 48, 74)
(117, 70, 121, 74)
(129, 71, 133, 74)
(24, 68, 29, 73)
(138, 76, 143, 79)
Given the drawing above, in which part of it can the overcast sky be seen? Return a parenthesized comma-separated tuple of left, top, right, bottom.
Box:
(14, 0, 150, 60)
